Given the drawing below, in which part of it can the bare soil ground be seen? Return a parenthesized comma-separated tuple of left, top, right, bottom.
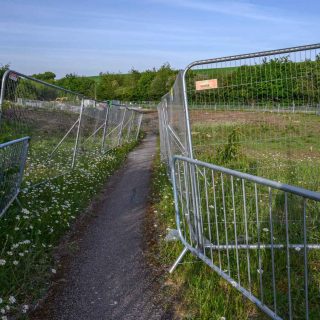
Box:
(190, 109, 308, 127)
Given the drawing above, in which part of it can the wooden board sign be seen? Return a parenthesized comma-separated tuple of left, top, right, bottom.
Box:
(195, 79, 218, 91)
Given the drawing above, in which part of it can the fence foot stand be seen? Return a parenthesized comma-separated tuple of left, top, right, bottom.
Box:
(169, 247, 188, 273)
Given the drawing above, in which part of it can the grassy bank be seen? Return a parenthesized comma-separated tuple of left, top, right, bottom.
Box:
(190, 110, 320, 190)
(153, 109, 320, 319)
(0, 139, 140, 319)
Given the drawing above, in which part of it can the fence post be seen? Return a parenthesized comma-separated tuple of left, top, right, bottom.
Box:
(18, 137, 30, 188)
(136, 113, 143, 140)
(126, 110, 134, 142)
(0, 70, 10, 124)
(118, 107, 126, 146)
(163, 101, 173, 168)
(181, 69, 204, 248)
(72, 98, 84, 168)
(92, 99, 97, 141)
(101, 102, 110, 152)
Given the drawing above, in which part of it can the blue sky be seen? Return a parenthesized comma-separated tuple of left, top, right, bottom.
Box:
(1, 0, 319, 77)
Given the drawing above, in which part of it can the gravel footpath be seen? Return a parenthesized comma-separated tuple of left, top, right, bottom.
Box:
(31, 134, 173, 320)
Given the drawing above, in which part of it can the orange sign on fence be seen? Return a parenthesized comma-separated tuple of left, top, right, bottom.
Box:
(195, 79, 218, 91)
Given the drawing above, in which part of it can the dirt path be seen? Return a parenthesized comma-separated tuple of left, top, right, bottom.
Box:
(31, 134, 173, 320)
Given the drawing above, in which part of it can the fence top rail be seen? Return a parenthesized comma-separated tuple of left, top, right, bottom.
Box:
(184, 43, 320, 71)
(113, 104, 144, 113)
(173, 155, 320, 202)
(126, 107, 144, 113)
(1, 69, 86, 98)
(0, 136, 30, 148)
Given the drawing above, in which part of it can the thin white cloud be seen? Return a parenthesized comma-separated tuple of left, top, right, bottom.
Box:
(1, 0, 319, 76)
(0, 20, 245, 49)
(152, 0, 300, 24)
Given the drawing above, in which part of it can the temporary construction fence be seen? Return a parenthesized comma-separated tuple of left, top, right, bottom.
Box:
(0, 137, 29, 217)
(0, 70, 143, 214)
(118, 101, 158, 109)
(158, 43, 320, 319)
(158, 70, 189, 169)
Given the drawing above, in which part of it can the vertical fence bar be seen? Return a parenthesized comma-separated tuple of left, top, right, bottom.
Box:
(303, 199, 309, 320)
(268, 188, 277, 315)
(136, 113, 143, 140)
(18, 137, 30, 187)
(212, 171, 222, 270)
(204, 168, 214, 263)
(231, 176, 241, 284)
(181, 69, 205, 252)
(0, 70, 10, 122)
(182, 161, 192, 245)
(177, 161, 187, 241)
(221, 173, 230, 276)
(101, 104, 110, 152)
(196, 166, 205, 253)
(72, 98, 84, 168)
(284, 192, 293, 320)
(192, 163, 204, 248)
(126, 111, 133, 142)
(255, 183, 264, 304)
(164, 102, 173, 168)
(242, 179, 252, 293)
(118, 108, 126, 146)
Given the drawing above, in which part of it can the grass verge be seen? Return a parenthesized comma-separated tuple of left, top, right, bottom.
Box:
(0, 139, 140, 319)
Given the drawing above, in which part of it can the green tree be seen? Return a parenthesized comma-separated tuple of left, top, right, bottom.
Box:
(57, 74, 96, 97)
(96, 73, 123, 100)
(136, 70, 156, 100)
(31, 71, 56, 83)
(149, 63, 176, 100)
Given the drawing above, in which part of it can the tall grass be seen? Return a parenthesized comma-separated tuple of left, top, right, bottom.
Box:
(0, 136, 140, 318)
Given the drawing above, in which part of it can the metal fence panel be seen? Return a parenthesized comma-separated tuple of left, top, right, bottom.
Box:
(0, 70, 83, 185)
(0, 71, 143, 188)
(80, 99, 109, 154)
(172, 155, 320, 320)
(184, 44, 320, 191)
(0, 137, 29, 216)
(158, 43, 320, 319)
(158, 70, 190, 169)
(131, 110, 143, 141)
(103, 105, 125, 151)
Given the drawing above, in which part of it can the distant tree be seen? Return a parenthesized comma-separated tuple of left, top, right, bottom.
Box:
(136, 70, 156, 100)
(31, 71, 56, 83)
(149, 63, 177, 100)
(96, 64, 177, 102)
(96, 73, 123, 100)
(57, 73, 95, 97)
(120, 68, 141, 101)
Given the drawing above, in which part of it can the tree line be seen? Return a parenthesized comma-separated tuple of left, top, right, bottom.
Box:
(0, 63, 177, 103)
(188, 56, 320, 108)
(2, 56, 319, 108)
